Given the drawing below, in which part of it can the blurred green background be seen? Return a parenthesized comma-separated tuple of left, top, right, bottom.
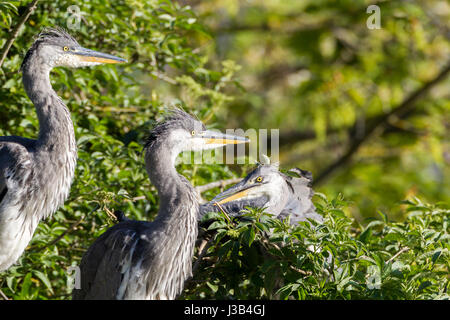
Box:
(0, 0, 448, 299)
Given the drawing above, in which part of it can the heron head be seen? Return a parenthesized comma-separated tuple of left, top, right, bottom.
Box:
(211, 162, 315, 215)
(21, 27, 126, 71)
(145, 109, 249, 160)
(211, 164, 289, 213)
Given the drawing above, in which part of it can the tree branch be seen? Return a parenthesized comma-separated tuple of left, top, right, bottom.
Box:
(195, 177, 241, 194)
(192, 237, 215, 275)
(0, 0, 40, 68)
(313, 60, 450, 186)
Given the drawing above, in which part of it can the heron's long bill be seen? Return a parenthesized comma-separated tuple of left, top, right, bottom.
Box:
(74, 47, 127, 64)
(213, 183, 260, 205)
(201, 131, 250, 145)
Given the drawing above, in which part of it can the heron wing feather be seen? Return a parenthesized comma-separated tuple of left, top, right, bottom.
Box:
(0, 141, 34, 210)
(281, 175, 322, 224)
(73, 221, 152, 300)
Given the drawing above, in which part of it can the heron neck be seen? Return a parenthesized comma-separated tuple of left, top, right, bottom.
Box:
(22, 56, 76, 153)
(145, 141, 198, 216)
(146, 143, 184, 198)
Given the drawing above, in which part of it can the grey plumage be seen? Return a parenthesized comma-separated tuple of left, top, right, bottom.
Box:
(0, 27, 125, 271)
(72, 109, 249, 300)
(199, 162, 322, 225)
(198, 162, 324, 299)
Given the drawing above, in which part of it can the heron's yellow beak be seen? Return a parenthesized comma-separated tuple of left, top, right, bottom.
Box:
(74, 47, 127, 64)
(201, 131, 249, 145)
(78, 56, 124, 64)
(212, 181, 263, 205)
(214, 189, 250, 205)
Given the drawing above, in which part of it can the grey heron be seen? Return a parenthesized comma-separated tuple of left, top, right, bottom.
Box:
(199, 156, 322, 225)
(72, 109, 249, 300)
(0, 27, 126, 271)
(196, 158, 327, 299)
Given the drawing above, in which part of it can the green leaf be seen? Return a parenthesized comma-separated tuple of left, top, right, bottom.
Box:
(207, 220, 228, 231)
(241, 227, 256, 247)
(33, 271, 54, 295)
(19, 273, 32, 299)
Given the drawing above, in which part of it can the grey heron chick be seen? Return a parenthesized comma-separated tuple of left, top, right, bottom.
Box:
(0, 27, 126, 271)
(199, 159, 322, 225)
(72, 109, 249, 300)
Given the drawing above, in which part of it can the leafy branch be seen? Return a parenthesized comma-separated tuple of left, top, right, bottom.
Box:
(0, 0, 39, 68)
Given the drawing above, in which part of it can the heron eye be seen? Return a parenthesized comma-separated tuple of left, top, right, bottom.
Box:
(256, 176, 263, 182)
(191, 130, 196, 136)
(63, 46, 69, 51)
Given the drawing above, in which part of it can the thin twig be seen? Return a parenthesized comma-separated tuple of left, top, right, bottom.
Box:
(0, 0, 40, 68)
(192, 237, 215, 274)
(183, 237, 217, 292)
(104, 206, 118, 221)
(31, 216, 85, 251)
(150, 71, 178, 85)
(289, 265, 313, 276)
(0, 289, 9, 300)
(386, 246, 410, 264)
(127, 195, 146, 202)
(214, 201, 232, 225)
